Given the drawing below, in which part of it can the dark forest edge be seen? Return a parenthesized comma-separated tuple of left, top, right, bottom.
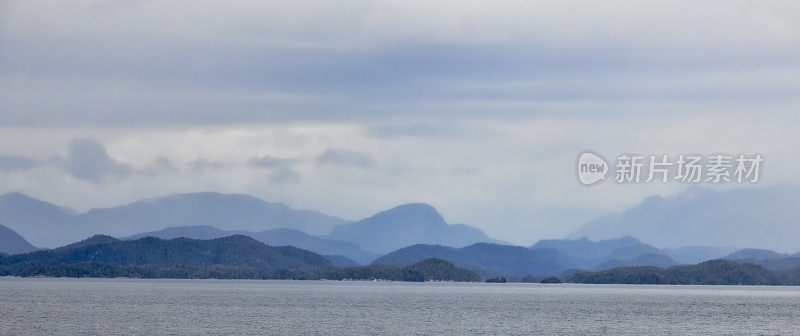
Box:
(5, 259, 800, 286)
(0, 258, 480, 282)
(565, 259, 800, 285)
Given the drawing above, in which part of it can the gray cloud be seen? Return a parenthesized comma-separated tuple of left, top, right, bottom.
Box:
(269, 167, 300, 184)
(366, 123, 448, 138)
(189, 159, 231, 172)
(248, 156, 294, 169)
(144, 157, 177, 176)
(315, 149, 373, 167)
(0, 154, 40, 170)
(62, 138, 132, 182)
(1, 2, 799, 127)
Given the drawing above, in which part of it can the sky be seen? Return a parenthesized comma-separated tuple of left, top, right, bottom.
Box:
(1, 1, 799, 245)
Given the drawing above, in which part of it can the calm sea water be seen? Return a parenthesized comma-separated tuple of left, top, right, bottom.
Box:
(1, 277, 799, 335)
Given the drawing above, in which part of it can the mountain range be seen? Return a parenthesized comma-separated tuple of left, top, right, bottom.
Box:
(569, 185, 800, 252)
(0, 234, 480, 282)
(2, 185, 798, 276)
(124, 225, 377, 264)
(0, 192, 350, 248)
(0, 193, 498, 255)
(372, 236, 685, 277)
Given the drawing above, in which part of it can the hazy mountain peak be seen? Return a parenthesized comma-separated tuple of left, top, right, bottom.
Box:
(569, 185, 800, 252)
(367, 203, 445, 225)
(0, 224, 38, 255)
(0, 192, 66, 214)
(329, 203, 493, 254)
(531, 236, 644, 260)
(725, 248, 790, 261)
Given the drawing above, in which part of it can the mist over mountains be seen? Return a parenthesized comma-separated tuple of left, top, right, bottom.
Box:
(0, 192, 497, 255)
(1, 185, 798, 278)
(0, 192, 349, 248)
(569, 186, 800, 252)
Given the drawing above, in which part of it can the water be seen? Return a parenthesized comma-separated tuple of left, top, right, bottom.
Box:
(1, 278, 799, 335)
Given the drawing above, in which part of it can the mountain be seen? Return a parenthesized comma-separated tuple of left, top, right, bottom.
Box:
(724, 248, 790, 261)
(125, 225, 377, 264)
(59, 234, 119, 250)
(568, 186, 800, 252)
(530, 236, 676, 269)
(0, 192, 349, 248)
(594, 253, 678, 270)
(602, 243, 663, 261)
(406, 258, 481, 282)
(372, 242, 581, 278)
(324, 255, 359, 267)
(661, 246, 737, 265)
(722, 248, 800, 272)
(740, 257, 800, 272)
(0, 192, 70, 248)
(328, 203, 496, 254)
(125, 225, 229, 241)
(78, 192, 347, 237)
(567, 260, 789, 285)
(0, 224, 37, 254)
(531, 236, 643, 260)
(0, 235, 333, 270)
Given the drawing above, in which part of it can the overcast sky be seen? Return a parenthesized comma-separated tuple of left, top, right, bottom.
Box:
(1, 1, 799, 244)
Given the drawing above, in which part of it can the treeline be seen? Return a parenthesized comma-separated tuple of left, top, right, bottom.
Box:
(0, 258, 480, 282)
(0, 235, 333, 270)
(566, 259, 800, 285)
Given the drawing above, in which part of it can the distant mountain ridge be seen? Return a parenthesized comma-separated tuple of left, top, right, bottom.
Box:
(568, 186, 800, 251)
(724, 248, 790, 261)
(374, 236, 692, 278)
(373, 243, 581, 278)
(0, 224, 37, 255)
(0, 193, 497, 256)
(0, 192, 349, 248)
(125, 225, 377, 264)
(329, 203, 498, 254)
(532, 236, 644, 260)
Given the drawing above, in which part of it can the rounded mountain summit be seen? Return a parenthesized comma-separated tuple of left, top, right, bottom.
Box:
(327, 203, 499, 254)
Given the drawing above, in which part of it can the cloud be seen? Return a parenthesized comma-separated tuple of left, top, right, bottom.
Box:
(269, 167, 300, 184)
(144, 157, 177, 176)
(62, 138, 132, 182)
(366, 123, 447, 138)
(189, 159, 231, 172)
(315, 148, 373, 167)
(0, 154, 40, 170)
(248, 155, 294, 169)
(1, 1, 799, 127)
